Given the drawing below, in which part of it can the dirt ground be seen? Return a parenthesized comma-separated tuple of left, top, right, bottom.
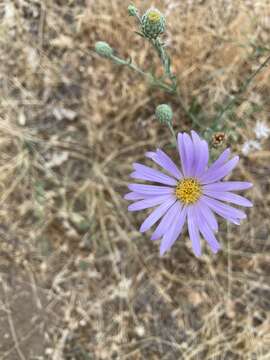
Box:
(0, 0, 270, 359)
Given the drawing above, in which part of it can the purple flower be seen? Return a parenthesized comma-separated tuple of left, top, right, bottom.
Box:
(125, 131, 253, 257)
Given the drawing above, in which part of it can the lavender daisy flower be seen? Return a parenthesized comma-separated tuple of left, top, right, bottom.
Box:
(125, 131, 253, 257)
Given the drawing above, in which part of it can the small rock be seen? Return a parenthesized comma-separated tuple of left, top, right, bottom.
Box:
(18, 111, 26, 126)
(53, 107, 77, 121)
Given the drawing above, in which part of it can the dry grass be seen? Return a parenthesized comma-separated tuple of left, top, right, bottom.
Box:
(0, 0, 270, 359)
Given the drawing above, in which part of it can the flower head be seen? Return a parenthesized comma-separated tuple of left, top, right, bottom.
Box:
(141, 8, 166, 39)
(125, 131, 253, 257)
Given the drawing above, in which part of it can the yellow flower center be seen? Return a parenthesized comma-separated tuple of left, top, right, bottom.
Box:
(175, 178, 202, 204)
(147, 10, 161, 23)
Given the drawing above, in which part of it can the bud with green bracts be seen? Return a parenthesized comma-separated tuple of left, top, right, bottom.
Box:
(141, 8, 166, 39)
(155, 104, 173, 125)
(128, 4, 138, 17)
(95, 41, 113, 58)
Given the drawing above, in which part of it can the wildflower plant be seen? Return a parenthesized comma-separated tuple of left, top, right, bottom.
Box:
(125, 131, 253, 256)
(95, 5, 177, 96)
(94, 4, 270, 257)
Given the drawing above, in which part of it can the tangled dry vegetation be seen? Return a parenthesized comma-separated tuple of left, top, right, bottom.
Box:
(0, 0, 270, 359)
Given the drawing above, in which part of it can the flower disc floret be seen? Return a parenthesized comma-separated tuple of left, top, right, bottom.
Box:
(175, 178, 201, 204)
(147, 10, 162, 22)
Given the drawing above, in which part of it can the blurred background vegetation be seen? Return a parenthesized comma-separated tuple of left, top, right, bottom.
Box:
(0, 0, 270, 359)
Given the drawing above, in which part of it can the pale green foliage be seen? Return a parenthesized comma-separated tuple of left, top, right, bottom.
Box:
(94, 7, 176, 95)
(94, 4, 270, 145)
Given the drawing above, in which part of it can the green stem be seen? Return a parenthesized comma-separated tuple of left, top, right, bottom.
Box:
(212, 53, 270, 130)
(150, 38, 176, 89)
(152, 79, 176, 93)
(148, 38, 203, 128)
(134, 13, 142, 24)
(110, 55, 145, 76)
(167, 122, 176, 139)
(110, 54, 176, 93)
(175, 89, 206, 130)
(110, 53, 203, 130)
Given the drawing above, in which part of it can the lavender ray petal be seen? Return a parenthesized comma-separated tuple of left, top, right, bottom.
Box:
(182, 133, 194, 176)
(187, 206, 202, 257)
(201, 195, 247, 220)
(203, 181, 253, 192)
(159, 204, 187, 255)
(145, 151, 156, 158)
(128, 194, 175, 211)
(209, 148, 231, 171)
(151, 200, 181, 240)
(145, 149, 182, 179)
(177, 133, 189, 177)
(124, 192, 145, 201)
(203, 190, 253, 207)
(195, 205, 221, 253)
(200, 156, 239, 184)
(190, 131, 201, 176)
(196, 140, 209, 177)
(191, 131, 209, 177)
(131, 163, 177, 186)
(128, 183, 174, 195)
(196, 199, 218, 232)
(140, 198, 176, 233)
(227, 218, 241, 225)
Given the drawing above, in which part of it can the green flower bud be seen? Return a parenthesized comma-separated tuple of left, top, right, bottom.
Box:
(155, 104, 173, 125)
(95, 41, 113, 58)
(141, 8, 166, 39)
(128, 4, 138, 17)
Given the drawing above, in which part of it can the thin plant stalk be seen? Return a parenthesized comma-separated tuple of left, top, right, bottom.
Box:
(212, 53, 270, 130)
